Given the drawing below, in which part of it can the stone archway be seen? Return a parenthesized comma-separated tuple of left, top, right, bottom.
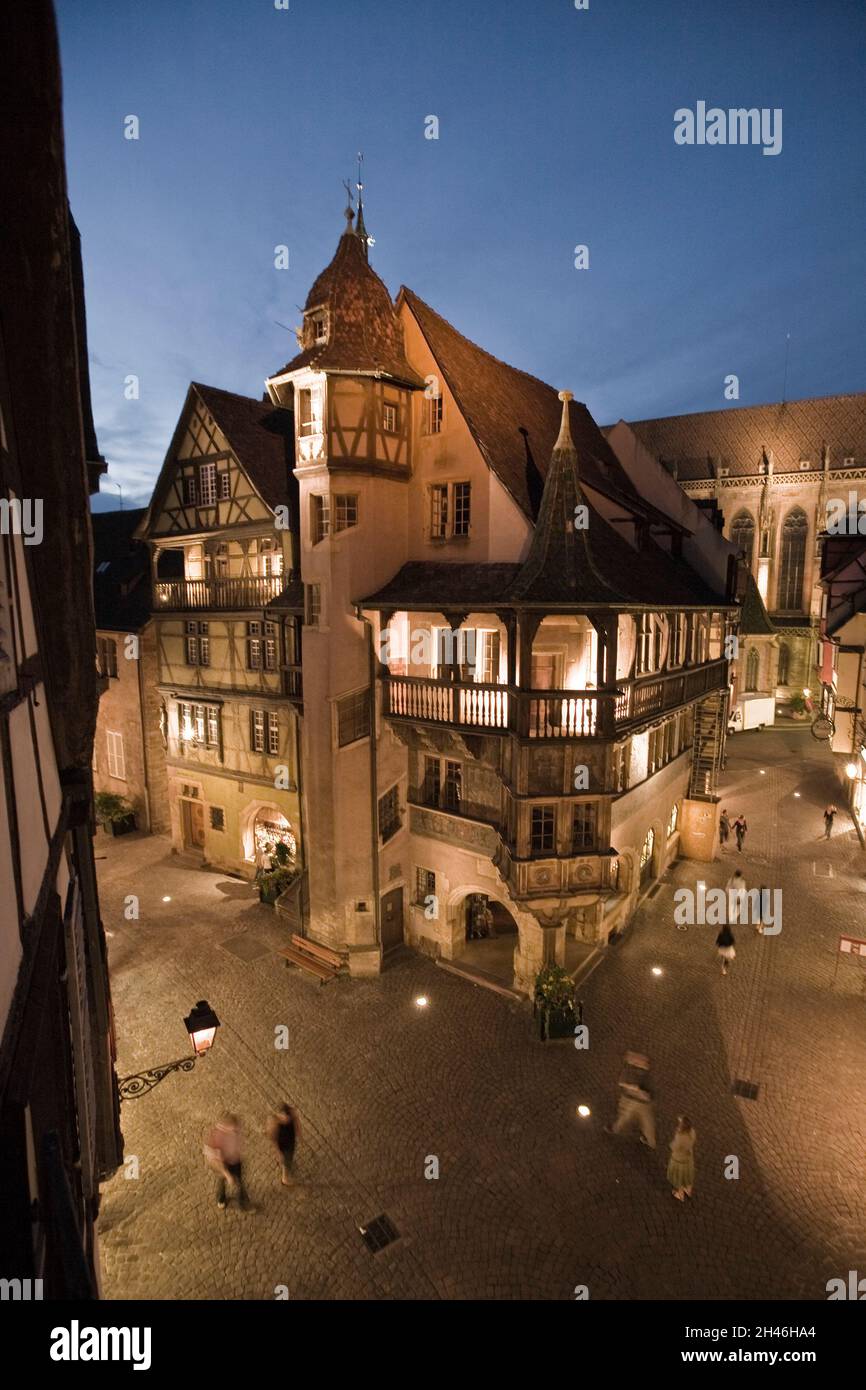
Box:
(444, 882, 543, 993)
(239, 800, 298, 867)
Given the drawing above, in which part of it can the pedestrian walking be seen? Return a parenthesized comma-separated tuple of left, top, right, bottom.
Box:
(733, 814, 748, 852)
(724, 869, 747, 924)
(823, 804, 837, 840)
(605, 1051, 656, 1149)
(667, 1116, 696, 1201)
(267, 1102, 300, 1187)
(716, 923, 736, 975)
(719, 809, 730, 848)
(203, 1113, 252, 1211)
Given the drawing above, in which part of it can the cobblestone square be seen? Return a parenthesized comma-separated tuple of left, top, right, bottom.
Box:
(98, 728, 866, 1300)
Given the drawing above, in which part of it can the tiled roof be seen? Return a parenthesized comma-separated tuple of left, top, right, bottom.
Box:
(399, 288, 644, 523)
(360, 561, 522, 610)
(192, 384, 294, 509)
(270, 228, 424, 388)
(738, 571, 775, 635)
(92, 507, 156, 631)
(619, 393, 866, 481)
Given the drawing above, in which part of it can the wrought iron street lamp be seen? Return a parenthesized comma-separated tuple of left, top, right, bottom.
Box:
(117, 1000, 220, 1101)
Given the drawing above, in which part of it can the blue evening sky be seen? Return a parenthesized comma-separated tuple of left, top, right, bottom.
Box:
(54, 0, 866, 511)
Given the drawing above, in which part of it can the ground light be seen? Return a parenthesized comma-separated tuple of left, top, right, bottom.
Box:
(651, 966, 663, 977)
(759, 770, 766, 775)
(794, 792, 801, 798)
(162, 895, 171, 902)
(846, 763, 858, 779)
(415, 996, 429, 1009)
(117, 999, 221, 1101)
(577, 1105, 591, 1118)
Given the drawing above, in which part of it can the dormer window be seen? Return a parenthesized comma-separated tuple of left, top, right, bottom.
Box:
(307, 311, 328, 345)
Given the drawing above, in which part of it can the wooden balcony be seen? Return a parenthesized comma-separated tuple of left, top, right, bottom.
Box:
(153, 575, 287, 611)
(382, 658, 729, 739)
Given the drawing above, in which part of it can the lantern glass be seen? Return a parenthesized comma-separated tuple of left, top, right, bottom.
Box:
(184, 1000, 220, 1056)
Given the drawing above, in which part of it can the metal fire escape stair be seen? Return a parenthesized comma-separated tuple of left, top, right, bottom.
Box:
(689, 690, 728, 799)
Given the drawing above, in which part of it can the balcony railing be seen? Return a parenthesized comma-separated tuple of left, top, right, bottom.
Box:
(154, 576, 286, 611)
(382, 658, 729, 739)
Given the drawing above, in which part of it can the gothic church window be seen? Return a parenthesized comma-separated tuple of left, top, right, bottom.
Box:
(730, 511, 755, 568)
(745, 647, 759, 692)
(778, 508, 808, 610)
(778, 642, 790, 685)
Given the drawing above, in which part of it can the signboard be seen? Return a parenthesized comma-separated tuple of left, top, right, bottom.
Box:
(838, 935, 866, 956)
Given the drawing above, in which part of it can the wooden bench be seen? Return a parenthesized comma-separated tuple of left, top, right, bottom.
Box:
(277, 934, 343, 984)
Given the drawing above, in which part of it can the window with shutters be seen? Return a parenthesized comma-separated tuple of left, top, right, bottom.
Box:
(378, 784, 401, 843)
(106, 731, 125, 780)
(250, 709, 265, 753)
(97, 636, 117, 679)
(337, 689, 370, 747)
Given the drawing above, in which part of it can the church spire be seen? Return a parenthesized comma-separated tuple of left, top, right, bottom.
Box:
(355, 151, 371, 260)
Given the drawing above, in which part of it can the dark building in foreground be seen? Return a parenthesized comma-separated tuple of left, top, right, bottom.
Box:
(0, 1, 122, 1296)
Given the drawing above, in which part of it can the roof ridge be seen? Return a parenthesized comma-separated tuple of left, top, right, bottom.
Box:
(625, 389, 866, 430)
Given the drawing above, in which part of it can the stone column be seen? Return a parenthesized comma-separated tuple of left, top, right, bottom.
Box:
(513, 911, 566, 994)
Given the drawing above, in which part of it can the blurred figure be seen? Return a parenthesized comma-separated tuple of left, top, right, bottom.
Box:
(267, 1102, 300, 1187)
(605, 1051, 656, 1149)
(667, 1116, 696, 1201)
(203, 1113, 251, 1211)
(733, 815, 748, 852)
(716, 923, 736, 976)
(719, 809, 730, 848)
(823, 804, 837, 839)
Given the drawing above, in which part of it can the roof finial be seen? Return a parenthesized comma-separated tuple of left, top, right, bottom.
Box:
(355, 151, 371, 259)
(555, 390, 575, 450)
(342, 177, 355, 232)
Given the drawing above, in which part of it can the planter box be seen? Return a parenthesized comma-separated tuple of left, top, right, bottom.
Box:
(108, 814, 136, 837)
(539, 1006, 577, 1041)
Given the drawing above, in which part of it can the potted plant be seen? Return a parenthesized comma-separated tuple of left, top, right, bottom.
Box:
(788, 693, 808, 720)
(94, 791, 137, 836)
(258, 842, 297, 905)
(534, 964, 577, 1041)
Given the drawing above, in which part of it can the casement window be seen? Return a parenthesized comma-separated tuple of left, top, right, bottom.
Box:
(612, 742, 630, 792)
(306, 584, 321, 627)
(571, 803, 597, 853)
(424, 394, 443, 435)
(337, 689, 371, 747)
(530, 805, 556, 855)
(97, 636, 117, 679)
(429, 481, 471, 540)
(378, 784, 401, 843)
(198, 462, 217, 506)
(333, 494, 358, 533)
(443, 760, 462, 811)
(219, 471, 231, 500)
(246, 621, 277, 671)
(637, 613, 664, 674)
(479, 630, 500, 684)
(259, 537, 282, 576)
(667, 802, 679, 838)
(382, 402, 399, 433)
(312, 494, 330, 544)
(310, 312, 328, 344)
(182, 475, 197, 505)
(179, 701, 219, 748)
(106, 730, 125, 781)
(264, 621, 277, 670)
(421, 755, 441, 806)
(249, 709, 279, 755)
(210, 806, 226, 832)
(415, 867, 436, 905)
(247, 621, 262, 670)
(186, 621, 210, 667)
(297, 388, 321, 437)
(669, 614, 684, 667)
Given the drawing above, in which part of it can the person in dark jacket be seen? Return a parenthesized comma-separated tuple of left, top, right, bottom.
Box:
(733, 815, 748, 852)
(719, 809, 731, 848)
(823, 804, 837, 839)
(267, 1103, 300, 1187)
(716, 924, 736, 976)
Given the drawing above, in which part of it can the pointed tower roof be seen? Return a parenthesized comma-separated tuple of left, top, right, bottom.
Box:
(509, 392, 620, 604)
(269, 207, 423, 388)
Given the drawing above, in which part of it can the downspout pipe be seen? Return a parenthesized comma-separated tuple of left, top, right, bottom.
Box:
(356, 607, 381, 951)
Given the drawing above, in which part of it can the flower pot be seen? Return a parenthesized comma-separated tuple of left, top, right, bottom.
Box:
(540, 1005, 576, 1041)
(109, 813, 137, 836)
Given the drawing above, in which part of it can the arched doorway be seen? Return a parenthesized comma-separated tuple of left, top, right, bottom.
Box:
(639, 827, 655, 887)
(451, 889, 520, 986)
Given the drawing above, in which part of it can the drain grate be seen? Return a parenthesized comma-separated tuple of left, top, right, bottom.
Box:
(359, 1213, 400, 1253)
(220, 934, 271, 962)
(647, 882, 664, 899)
(812, 861, 834, 878)
(732, 1078, 760, 1101)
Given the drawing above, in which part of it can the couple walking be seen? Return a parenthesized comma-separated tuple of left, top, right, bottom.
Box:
(719, 809, 748, 852)
(203, 1103, 301, 1211)
(605, 1052, 696, 1201)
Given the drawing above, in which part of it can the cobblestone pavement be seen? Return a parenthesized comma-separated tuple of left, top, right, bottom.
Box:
(97, 728, 866, 1300)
